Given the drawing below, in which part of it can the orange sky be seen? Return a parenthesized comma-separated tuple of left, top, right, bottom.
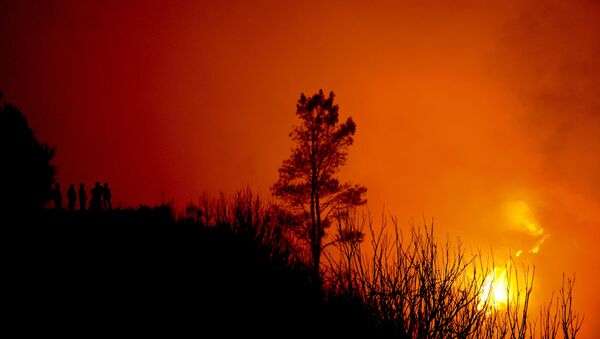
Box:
(1, 0, 599, 335)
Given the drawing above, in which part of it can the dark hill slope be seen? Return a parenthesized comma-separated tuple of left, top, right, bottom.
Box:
(6, 207, 377, 337)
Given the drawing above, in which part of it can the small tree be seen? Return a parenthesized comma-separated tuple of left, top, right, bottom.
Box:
(0, 93, 56, 213)
(272, 89, 366, 286)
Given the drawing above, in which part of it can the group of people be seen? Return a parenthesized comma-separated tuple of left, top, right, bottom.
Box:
(52, 182, 112, 211)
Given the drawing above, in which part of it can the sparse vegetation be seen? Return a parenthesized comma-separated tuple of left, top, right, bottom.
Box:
(323, 211, 583, 338)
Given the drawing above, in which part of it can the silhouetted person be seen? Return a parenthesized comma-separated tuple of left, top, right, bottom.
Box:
(52, 183, 62, 210)
(103, 182, 112, 210)
(67, 184, 77, 211)
(79, 183, 87, 211)
(90, 182, 103, 211)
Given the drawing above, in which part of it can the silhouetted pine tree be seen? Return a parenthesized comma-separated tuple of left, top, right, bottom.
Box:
(272, 89, 367, 287)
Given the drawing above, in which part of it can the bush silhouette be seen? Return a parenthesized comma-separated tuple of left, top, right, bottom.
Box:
(325, 213, 584, 338)
(0, 95, 56, 213)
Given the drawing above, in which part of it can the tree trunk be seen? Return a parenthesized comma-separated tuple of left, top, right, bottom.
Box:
(310, 133, 321, 289)
(310, 192, 321, 288)
(313, 191, 322, 289)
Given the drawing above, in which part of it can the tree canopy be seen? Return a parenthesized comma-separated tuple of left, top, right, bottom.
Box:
(0, 94, 56, 213)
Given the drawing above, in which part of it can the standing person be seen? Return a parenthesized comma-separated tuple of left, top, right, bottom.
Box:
(79, 183, 87, 211)
(103, 182, 112, 210)
(67, 184, 77, 211)
(90, 182, 103, 211)
(53, 183, 62, 210)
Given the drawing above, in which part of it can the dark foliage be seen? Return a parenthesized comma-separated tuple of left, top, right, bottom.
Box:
(0, 96, 55, 213)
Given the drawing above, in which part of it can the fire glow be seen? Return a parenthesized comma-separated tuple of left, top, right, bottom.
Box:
(478, 200, 547, 311)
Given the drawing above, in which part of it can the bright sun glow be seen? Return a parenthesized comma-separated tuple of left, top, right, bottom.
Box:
(478, 267, 510, 310)
(478, 200, 547, 311)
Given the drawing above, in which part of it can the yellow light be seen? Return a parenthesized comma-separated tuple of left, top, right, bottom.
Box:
(478, 267, 509, 310)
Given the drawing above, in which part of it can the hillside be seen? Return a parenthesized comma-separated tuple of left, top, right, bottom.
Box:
(6, 207, 376, 337)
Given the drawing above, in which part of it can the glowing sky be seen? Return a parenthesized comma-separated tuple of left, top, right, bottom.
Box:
(1, 0, 599, 335)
